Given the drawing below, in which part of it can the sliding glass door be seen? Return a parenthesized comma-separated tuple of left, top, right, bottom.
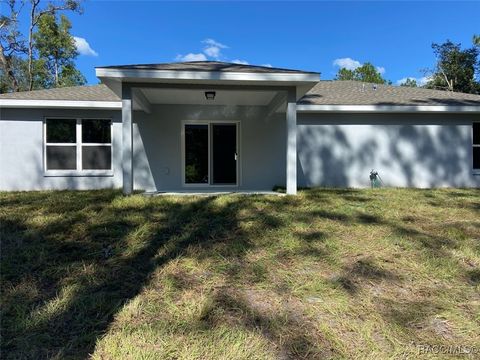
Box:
(184, 124, 209, 184)
(212, 124, 237, 185)
(183, 122, 238, 186)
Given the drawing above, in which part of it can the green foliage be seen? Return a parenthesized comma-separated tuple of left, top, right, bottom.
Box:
(33, 13, 85, 88)
(0, 55, 29, 91)
(335, 62, 388, 84)
(425, 40, 479, 94)
(399, 78, 418, 87)
(335, 67, 356, 81)
(0, 0, 84, 93)
(0, 57, 50, 92)
(474, 34, 480, 47)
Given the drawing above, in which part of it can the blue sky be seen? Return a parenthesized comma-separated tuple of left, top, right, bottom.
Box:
(32, 1, 480, 85)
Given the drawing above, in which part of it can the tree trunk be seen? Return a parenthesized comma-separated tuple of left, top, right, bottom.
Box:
(28, 0, 40, 91)
(54, 59, 59, 86)
(28, 6, 34, 90)
(440, 68, 453, 92)
(0, 43, 20, 92)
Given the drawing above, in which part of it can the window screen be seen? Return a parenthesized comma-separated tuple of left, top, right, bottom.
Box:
(82, 146, 112, 170)
(46, 146, 76, 170)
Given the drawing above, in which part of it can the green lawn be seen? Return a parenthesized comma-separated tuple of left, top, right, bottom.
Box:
(1, 188, 479, 359)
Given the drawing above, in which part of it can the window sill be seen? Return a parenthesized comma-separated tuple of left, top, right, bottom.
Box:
(473, 171, 480, 176)
(44, 170, 114, 177)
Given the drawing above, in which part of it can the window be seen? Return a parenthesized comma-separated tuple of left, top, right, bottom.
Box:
(45, 118, 112, 173)
(45, 119, 77, 170)
(81, 119, 112, 170)
(474, 123, 480, 171)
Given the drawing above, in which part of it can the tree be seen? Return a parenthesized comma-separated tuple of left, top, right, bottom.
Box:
(0, 55, 29, 92)
(27, 0, 82, 90)
(399, 78, 417, 87)
(425, 40, 479, 94)
(474, 34, 480, 47)
(33, 13, 85, 87)
(0, 0, 83, 93)
(335, 62, 388, 84)
(0, 0, 26, 92)
(335, 68, 356, 81)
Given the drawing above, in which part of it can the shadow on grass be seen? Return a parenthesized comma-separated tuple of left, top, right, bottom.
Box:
(1, 187, 479, 358)
(198, 289, 335, 359)
(2, 191, 335, 359)
(331, 258, 401, 295)
(379, 298, 443, 328)
(466, 269, 480, 285)
(0, 191, 267, 358)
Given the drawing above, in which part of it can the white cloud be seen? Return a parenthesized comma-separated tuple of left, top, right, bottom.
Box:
(333, 57, 361, 70)
(333, 57, 387, 75)
(74, 36, 98, 57)
(203, 38, 228, 49)
(396, 77, 413, 85)
(396, 76, 430, 86)
(175, 38, 259, 65)
(204, 47, 221, 58)
(418, 76, 431, 86)
(231, 59, 249, 65)
(175, 53, 207, 62)
(261, 63, 273, 67)
(202, 38, 228, 59)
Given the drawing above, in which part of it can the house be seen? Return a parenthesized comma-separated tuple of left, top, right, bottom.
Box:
(0, 61, 479, 194)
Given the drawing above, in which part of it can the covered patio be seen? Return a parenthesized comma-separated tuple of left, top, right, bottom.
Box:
(96, 62, 320, 195)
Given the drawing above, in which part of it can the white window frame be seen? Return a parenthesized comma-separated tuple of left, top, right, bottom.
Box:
(181, 120, 241, 187)
(44, 117, 113, 177)
(473, 122, 480, 175)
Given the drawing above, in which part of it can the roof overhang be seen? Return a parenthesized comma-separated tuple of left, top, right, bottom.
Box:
(95, 68, 320, 101)
(95, 68, 320, 84)
(297, 104, 480, 113)
(0, 99, 121, 109)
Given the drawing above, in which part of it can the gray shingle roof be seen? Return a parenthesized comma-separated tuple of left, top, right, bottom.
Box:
(0, 84, 119, 101)
(299, 80, 480, 106)
(1, 80, 480, 107)
(96, 61, 319, 74)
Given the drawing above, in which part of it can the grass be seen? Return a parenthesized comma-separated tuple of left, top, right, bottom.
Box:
(1, 188, 479, 359)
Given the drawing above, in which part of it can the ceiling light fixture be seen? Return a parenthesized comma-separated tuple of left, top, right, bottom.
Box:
(205, 91, 216, 100)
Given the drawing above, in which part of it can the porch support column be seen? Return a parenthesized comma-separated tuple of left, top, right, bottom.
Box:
(286, 87, 297, 195)
(122, 84, 133, 195)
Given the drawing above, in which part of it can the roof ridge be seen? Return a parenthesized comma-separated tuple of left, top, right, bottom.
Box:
(95, 61, 320, 74)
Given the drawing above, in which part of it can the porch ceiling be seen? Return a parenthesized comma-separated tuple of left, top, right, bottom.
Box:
(140, 88, 277, 106)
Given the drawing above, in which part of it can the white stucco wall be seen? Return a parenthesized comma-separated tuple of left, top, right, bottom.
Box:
(0, 105, 286, 191)
(0, 108, 123, 191)
(1, 106, 478, 191)
(297, 112, 480, 188)
(132, 104, 285, 192)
